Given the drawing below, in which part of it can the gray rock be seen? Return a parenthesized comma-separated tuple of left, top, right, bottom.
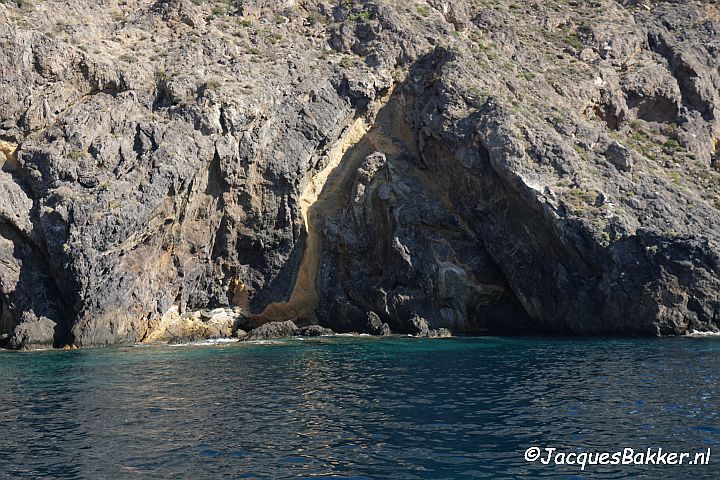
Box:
(366, 312, 391, 336)
(408, 314, 451, 338)
(8, 314, 57, 350)
(428, 1, 470, 31)
(410, 314, 432, 337)
(605, 141, 634, 172)
(151, 0, 201, 27)
(294, 325, 334, 337)
(432, 328, 452, 338)
(245, 320, 298, 340)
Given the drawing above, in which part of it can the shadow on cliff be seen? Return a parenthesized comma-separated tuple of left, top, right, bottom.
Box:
(0, 163, 73, 348)
(246, 49, 535, 334)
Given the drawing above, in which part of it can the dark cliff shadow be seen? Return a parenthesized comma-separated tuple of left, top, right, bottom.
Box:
(2, 223, 73, 347)
(245, 48, 536, 333)
(0, 160, 74, 347)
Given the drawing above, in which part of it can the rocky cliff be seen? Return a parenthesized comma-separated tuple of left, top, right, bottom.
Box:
(1, 0, 719, 348)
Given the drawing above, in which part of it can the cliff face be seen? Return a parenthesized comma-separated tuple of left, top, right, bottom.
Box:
(0, 0, 719, 348)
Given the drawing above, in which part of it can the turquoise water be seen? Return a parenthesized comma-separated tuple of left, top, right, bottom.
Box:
(0, 336, 718, 479)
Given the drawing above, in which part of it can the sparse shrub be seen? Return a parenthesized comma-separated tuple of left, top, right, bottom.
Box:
(306, 12, 326, 26)
(267, 33, 283, 44)
(211, 4, 228, 16)
(663, 139, 683, 153)
(348, 11, 371, 21)
(416, 5, 430, 17)
(340, 56, 357, 68)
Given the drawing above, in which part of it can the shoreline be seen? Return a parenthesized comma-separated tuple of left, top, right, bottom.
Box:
(4, 329, 720, 353)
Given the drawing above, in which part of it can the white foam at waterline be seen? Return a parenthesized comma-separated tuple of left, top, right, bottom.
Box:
(168, 338, 240, 347)
(688, 330, 720, 337)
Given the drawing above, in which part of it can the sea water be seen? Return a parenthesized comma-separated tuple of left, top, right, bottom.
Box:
(0, 336, 718, 479)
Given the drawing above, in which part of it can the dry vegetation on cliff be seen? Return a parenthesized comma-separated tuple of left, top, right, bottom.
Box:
(1, 0, 719, 348)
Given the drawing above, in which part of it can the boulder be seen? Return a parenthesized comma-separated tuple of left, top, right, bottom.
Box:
(245, 320, 298, 340)
(8, 314, 57, 350)
(605, 141, 635, 172)
(410, 314, 432, 337)
(295, 325, 334, 337)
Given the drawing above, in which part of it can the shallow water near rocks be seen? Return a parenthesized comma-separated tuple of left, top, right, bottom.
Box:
(0, 336, 718, 479)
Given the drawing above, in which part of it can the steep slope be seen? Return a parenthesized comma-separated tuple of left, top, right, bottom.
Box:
(0, 0, 719, 348)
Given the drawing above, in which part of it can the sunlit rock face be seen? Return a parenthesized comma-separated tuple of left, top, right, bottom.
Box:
(0, 0, 719, 348)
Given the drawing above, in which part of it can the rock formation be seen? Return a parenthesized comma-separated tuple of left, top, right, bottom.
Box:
(0, 0, 719, 348)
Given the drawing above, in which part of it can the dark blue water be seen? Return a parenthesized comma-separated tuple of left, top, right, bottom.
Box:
(0, 336, 718, 479)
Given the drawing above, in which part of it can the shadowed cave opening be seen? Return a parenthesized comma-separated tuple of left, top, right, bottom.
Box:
(242, 59, 537, 335)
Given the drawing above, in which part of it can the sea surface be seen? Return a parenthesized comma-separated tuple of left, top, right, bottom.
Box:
(0, 336, 718, 479)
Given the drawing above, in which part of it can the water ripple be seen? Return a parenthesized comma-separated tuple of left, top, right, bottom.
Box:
(0, 337, 718, 478)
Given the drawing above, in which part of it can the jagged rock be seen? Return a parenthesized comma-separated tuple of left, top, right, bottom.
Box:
(621, 64, 682, 123)
(1, 0, 720, 348)
(245, 320, 298, 340)
(143, 306, 240, 343)
(236, 0, 296, 18)
(432, 328, 452, 338)
(605, 141, 635, 172)
(428, 1, 470, 31)
(151, 0, 201, 27)
(410, 314, 431, 337)
(199, 308, 234, 322)
(366, 312, 391, 336)
(295, 325, 334, 337)
(408, 314, 452, 338)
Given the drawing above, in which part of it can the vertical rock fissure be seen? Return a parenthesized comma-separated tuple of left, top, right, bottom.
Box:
(248, 90, 396, 328)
